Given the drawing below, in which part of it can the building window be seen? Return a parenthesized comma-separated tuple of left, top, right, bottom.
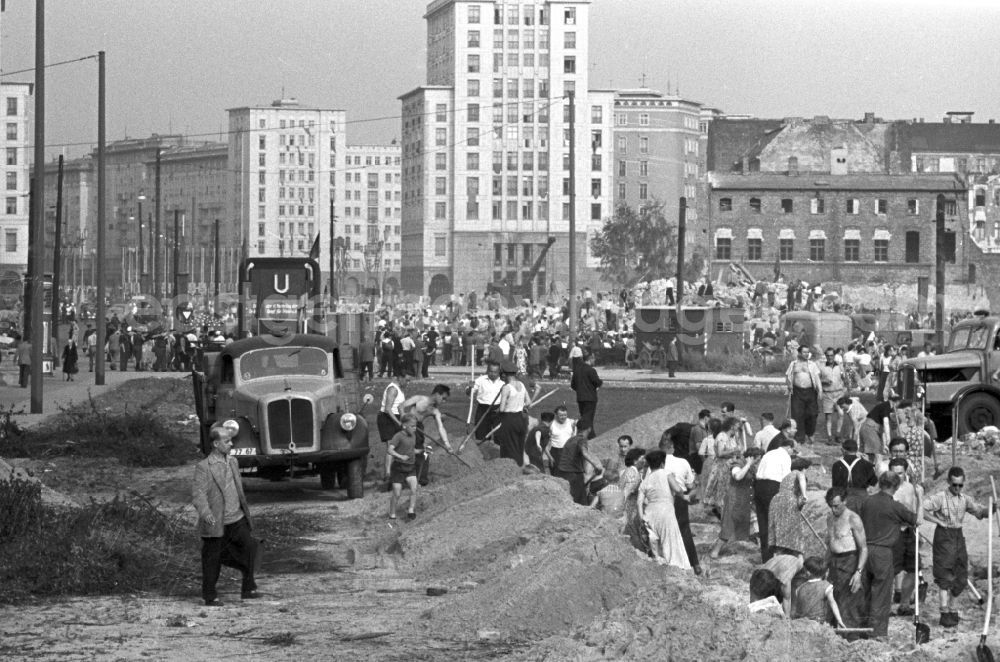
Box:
(715, 237, 732, 260)
(257, 240, 265, 254)
(468, 30, 480, 47)
(618, 160, 626, 177)
(874, 239, 889, 262)
(436, 104, 447, 122)
(639, 113, 649, 126)
(718, 197, 732, 212)
(907, 199, 919, 215)
(639, 137, 648, 154)
(639, 183, 648, 200)
(617, 136, 627, 154)
(591, 179, 602, 198)
(846, 199, 859, 214)
(749, 197, 761, 213)
(944, 200, 957, 216)
(467, 127, 480, 146)
(639, 161, 649, 177)
(467, 152, 480, 170)
(258, 135, 266, 150)
(467, 79, 480, 97)
(5, 172, 16, 190)
(5, 123, 15, 140)
(844, 239, 860, 262)
(468, 4, 480, 23)
(5, 149, 15, 166)
(781, 198, 793, 213)
(564, 57, 576, 74)
(564, 31, 576, 49)
(809, 238, 825, 261)
(258, 205, 266, 219)
(435, 235, 446, 256)
(5, 98, 17, 116)
(905, 230, 920, 262)
(810, 197, 825, 214)
(435, 127, 447, 146)
(591, 203, 602, 220)
(591, 106, 602, 123)
(564, 7, 576, 24)
(747, 238, 762, 261)
(468, 103, 480, 122)
(618, 183, 625, 198)
(779, 238, 794, 261)
(591, 154, 602, 171)
(435, 202, 447, 219)
(435, 177, 447, 195)
(435, 153, 447, 170)
(468, 54, 480, 72)
(4, 197, 15, 215)
(876, 198, 887, 214)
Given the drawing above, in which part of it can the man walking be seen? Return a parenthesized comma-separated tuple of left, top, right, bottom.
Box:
(358, 335, 375, 382)
(571, 351, 602, 440)
(469, 360, 504, 443)
(858, 471, 916, 640)
(15, 336, 31, 388)
(825, 487, 869, 630)
(192, 424, 259, 606)
(820, 348, 846, 443)
(785, 345, 822, 444)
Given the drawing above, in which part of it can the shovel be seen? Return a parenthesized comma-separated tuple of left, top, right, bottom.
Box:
(914, 516, 930, 644)
(977, 496, 994, 662)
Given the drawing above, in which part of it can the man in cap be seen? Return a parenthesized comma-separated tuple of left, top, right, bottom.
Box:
(571, 351, 602, 440)
(192, 423, 259, 606)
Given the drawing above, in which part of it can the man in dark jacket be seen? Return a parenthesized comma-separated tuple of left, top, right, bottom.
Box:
(571, 351, 603, 440)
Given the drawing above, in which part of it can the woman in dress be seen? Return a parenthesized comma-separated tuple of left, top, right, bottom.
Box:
(767, 462, 825, 558)
(61, 338, 79, 381)
(495, 361, 530, 464)
(637, 450, 692, 569)
(709, 446, 762, 559)
(514, 339, 528, 375)
(698, 417, 722, 507)
(703, 417, 743, 517)
(620, 447, 648, 554)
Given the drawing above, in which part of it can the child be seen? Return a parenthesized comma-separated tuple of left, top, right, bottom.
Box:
(791, 556, 846, 628)
(525, 411, 554, 471)
(387, 414, 419, 520)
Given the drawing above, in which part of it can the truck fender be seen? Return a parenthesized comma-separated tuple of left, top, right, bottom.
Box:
(951, 384, 1000, 437)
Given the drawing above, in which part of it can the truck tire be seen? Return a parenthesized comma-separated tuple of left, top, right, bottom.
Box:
(346, 457, 365, 499)
(956, 392, 1000, 436)
(319, 463, 338, 490)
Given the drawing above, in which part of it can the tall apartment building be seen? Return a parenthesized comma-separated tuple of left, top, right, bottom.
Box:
(338, 143, 402, 296)
(0, 82, 32, 293)
(228, 99, 346, 294)
(400, 0, 613, 300)
(41, 156, 92, 293)
(612, 88, 703, 223)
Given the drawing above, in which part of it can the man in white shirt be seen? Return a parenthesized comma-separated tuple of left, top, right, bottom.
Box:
(469, 361, 504, 443)
(753, 437, 794, 561)
(753, 412, 780, 451)
(545, 405, 577, 472)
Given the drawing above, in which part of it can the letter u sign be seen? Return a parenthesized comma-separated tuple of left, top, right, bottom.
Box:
(273, 274, 289, 293)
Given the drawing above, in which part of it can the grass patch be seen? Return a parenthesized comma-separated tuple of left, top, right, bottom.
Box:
(680, 351, 790, 376)
(0, 379, 199, 468)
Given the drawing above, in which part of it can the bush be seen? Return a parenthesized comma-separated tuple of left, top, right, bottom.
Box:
(0, 394, 199, 468)
(0, 482, 198, 603)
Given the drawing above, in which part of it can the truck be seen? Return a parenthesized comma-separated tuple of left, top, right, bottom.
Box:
(191, 256, 371, 497)
(781, 311, 853, 353)
(899, 312, 1000, 440)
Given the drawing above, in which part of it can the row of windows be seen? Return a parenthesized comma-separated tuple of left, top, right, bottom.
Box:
(717, 196, 956, 216)
(715, 237, 894, 263)
(616, 136, 650, 154)
(425, 200, 602, 223)
(466, 28, 571, 50)
(471, 4, 574, 26)
(258, 222, 316, 237)
(343, 206, 401, 219)
(916, 155, 998, 174)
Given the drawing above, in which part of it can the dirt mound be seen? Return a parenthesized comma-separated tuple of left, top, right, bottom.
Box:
(588, 395, 709, 459)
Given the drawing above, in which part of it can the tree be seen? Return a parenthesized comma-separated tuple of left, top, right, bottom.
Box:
(589, 201, 677, 287)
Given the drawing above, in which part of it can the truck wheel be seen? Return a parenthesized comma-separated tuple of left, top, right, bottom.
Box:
(319, 463, 338, 490)
(346, 457, 365, 499)
(956, 392, 1000, 436)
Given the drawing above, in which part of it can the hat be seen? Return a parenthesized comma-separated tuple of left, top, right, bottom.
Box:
(842, 439, 858, 453)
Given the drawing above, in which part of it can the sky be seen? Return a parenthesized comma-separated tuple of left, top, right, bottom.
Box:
(1, 0, 999, 160)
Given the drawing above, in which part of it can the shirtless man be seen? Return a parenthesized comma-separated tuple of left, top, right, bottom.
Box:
(889, 457, 923, 616)
(785, 345, 822, 444)
(401, 384, 455, 485)
(825, 486, 869, 629)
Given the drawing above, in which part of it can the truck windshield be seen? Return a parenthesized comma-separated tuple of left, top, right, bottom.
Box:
(948, 325, 989, 352)
(239, 347, 329, 380)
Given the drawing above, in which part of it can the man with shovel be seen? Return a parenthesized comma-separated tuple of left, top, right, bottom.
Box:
(923, 466, 991, 628)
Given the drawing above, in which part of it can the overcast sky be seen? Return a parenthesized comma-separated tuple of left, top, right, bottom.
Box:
(2, 0, 998, 160)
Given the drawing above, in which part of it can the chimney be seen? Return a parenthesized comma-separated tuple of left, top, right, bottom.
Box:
(944, 116, 951, 124)
(990, 119, 996, 125)
(864, 112, 876, 123)
(741, 156, 749, 174)
(787, 156, 799, 176)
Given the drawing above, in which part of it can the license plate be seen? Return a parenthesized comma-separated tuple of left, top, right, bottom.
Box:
(229, 447, 256, 456)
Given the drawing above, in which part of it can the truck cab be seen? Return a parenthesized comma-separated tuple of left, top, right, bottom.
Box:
(193, 333, 370, 497)
(901, 313, 1000, 439)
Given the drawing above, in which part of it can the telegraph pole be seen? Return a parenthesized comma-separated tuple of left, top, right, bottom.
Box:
(213, 218, 220, 313)
(935, 194, 946, 353)
(51, 154, 64, 365)
(95, 50, 107, 386)
(28, 0, 46, 411)
(567, 91, 577, 344)
(153, 148, 162, 300)
(172, 209, 180, 298)
(329, 199, 335, 310)
(676, 196, 686, 319)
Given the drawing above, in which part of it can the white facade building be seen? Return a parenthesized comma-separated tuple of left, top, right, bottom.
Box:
(400, 0, 613, 299)
(0, 82, 31, 287)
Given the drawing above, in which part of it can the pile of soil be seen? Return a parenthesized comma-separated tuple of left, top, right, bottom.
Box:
(587, 396, 709, 458)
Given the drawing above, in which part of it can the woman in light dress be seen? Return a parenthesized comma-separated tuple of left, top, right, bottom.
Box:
(703, 417, 743, 517)
(637, 450, 692, 569)
(620, 447, 649, 554)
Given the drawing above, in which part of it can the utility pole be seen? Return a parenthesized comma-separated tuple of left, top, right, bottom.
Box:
(676, 196, 686, 321)
(28, 0, 46, 412)
(51, 154, 64, 366)
(95, 50, 107, 386)
(213, 218, 220, 314)
(935, 194, 946, 353)
(172, 209, 180, 298)
(137, 191, 146, 292)
(329, 199, 335, 310)
(153, 148, 162, 300)
(567, 91, 577, 344)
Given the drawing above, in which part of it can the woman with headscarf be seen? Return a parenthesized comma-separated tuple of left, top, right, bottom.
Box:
(768, 460, 825, 558)
(637, 450, 692, 569)
(494, 360, 530, 464)
(709, 446, 762, 559)
(703, 417, 743, 518)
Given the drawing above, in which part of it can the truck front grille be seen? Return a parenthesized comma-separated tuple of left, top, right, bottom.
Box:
(267, 398, 314, 449)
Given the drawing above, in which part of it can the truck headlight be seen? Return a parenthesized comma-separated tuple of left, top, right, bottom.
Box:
(340, 413, 357, 431)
